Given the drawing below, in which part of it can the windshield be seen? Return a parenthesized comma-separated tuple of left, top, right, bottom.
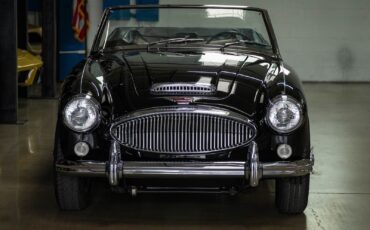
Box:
(95, 6, 274, 53)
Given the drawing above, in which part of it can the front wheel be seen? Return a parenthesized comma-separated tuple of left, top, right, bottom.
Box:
(275, 175, 310, 214)
(54, 129, 92, 210)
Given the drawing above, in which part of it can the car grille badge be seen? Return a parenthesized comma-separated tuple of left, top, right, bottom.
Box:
(169, 96, 194, 105)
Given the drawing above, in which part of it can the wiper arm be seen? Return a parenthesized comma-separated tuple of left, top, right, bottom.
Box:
(221, 40, 271, 50)
(148, 38, 204, 49)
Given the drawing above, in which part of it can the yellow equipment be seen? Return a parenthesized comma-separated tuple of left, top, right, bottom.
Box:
(17, 49, 43, 87)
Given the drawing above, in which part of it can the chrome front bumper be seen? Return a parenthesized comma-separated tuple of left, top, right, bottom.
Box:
(56, 141, 314, 187)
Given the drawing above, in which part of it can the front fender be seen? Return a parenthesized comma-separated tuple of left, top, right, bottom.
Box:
(257, 63, 310, 162)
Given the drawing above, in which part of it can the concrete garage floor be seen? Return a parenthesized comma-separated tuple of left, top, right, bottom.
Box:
(0, 83, 369, 230)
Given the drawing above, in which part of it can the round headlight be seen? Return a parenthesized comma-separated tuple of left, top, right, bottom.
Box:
(266, 95, 303, 133)
(63, 95, 100, 132)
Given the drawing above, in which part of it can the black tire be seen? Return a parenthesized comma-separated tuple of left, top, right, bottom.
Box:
(54, 128, 91, 210)
(275, 175, 310, 214)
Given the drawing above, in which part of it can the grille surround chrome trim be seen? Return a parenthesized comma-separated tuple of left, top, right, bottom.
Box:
(150, 83, 216, 95)
(110, 106, 257, 154)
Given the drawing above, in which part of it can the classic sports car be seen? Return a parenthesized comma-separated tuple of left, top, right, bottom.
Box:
(17, 49, 42, 87)
(27, 25, 42, 55)
(17, 25, 43, 87)
(54, 5, 314, 214)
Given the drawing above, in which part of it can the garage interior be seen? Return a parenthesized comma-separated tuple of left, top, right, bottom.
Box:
(0, 0, 370, 229)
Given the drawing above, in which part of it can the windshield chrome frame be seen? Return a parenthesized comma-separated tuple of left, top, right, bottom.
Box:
(90, 5, 281, 58)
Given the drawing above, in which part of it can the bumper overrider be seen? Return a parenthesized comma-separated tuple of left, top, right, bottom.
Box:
(56, 141, 314, 187)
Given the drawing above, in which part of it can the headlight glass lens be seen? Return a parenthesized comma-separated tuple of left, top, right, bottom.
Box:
(63, 95, 100, 132)
(267, 95, 302, 133)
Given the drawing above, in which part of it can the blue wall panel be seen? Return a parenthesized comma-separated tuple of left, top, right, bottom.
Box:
(58, 0, 85, 51)
(59, 53, 85, 82)
(136, 0, 159, 22)
(103, 0, 130, 8)
(28, 0, 42, 12)
(58, 0, 86, 80)
(103, 0, 159, 21)
(103, 0, 131, 20)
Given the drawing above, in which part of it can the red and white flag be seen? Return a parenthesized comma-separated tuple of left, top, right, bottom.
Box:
(72, 0, 90, 42)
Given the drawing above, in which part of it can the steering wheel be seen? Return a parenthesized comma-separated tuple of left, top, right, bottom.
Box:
(206, 31, 251, 44)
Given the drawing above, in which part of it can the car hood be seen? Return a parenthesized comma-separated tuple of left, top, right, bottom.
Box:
(84, 50, 279, 118)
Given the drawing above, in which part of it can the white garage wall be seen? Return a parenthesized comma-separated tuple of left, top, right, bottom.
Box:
(247, 0, 370, 82)
(87, 0, 103, 53)
(162, 0, 370, 82)
(87, 0, 370, 81)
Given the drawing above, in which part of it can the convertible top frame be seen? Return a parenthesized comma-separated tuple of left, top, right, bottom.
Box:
(90, 5, 281, 58)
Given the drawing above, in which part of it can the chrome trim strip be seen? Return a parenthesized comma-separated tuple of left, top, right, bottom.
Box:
(112, 105, 253, 124)
(56, 142, 314, 183)
(150, 83, 216, 95)
(248, 141, 261, 187)
(56, 159, 313, 179)
(262, 159, 313, 177)
(108, 140, 122, 186)
(122, 161, 246, 178)
(55, 161, 106, 177)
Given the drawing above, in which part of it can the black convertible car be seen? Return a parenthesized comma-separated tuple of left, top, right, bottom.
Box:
(55, 5, 314, 214)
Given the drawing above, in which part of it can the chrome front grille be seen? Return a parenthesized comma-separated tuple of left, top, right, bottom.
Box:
(111, 106, 256, 154)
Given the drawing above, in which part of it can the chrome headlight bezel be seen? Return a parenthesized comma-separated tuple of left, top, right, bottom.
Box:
(62, 94, 101, 132)
(266, 95, 303, 133)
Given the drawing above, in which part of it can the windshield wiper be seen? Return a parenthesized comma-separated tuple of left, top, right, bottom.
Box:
(147, 38, 204, 49)
(220, 40, 271, 51)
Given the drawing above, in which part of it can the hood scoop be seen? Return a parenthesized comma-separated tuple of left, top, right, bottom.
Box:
(150, 82, 216, 96)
